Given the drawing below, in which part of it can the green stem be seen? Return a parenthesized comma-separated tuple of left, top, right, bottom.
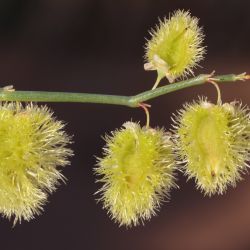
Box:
(0, 74, 246, 108)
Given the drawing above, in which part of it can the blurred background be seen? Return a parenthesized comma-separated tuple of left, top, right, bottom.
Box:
(0, 1, 250, 249)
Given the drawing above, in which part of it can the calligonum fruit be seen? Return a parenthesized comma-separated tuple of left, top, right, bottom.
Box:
(144, 10, 205, 84)
(0, 102, 73, 224)
(172, 98, 250, 195)
(95, 121, 176, 227)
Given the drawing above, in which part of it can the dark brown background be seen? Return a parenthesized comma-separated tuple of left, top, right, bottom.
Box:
(0, 1, 250, 250)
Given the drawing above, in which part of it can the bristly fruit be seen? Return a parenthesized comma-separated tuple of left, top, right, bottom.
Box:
(172, 98, 250, 196)
(95, 122, 176, 227)
(0, 102, 73, 224)
(144, 10, 205, 84)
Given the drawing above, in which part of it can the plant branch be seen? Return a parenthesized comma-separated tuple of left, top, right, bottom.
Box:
(0, 73, 247, 108)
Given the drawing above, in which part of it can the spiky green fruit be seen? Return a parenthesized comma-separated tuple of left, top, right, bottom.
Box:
(145, 10, 205, 83)
(0, 102, 73, 224)
(172, 99, 250, 195)
(95, 122, 176, 227)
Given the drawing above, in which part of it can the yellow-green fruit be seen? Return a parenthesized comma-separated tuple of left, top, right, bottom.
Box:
(0, 102, 73, 223)
(173, 99, 250, 195)
(145, 10, 205, 83)
(95, 122, 176, 227)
